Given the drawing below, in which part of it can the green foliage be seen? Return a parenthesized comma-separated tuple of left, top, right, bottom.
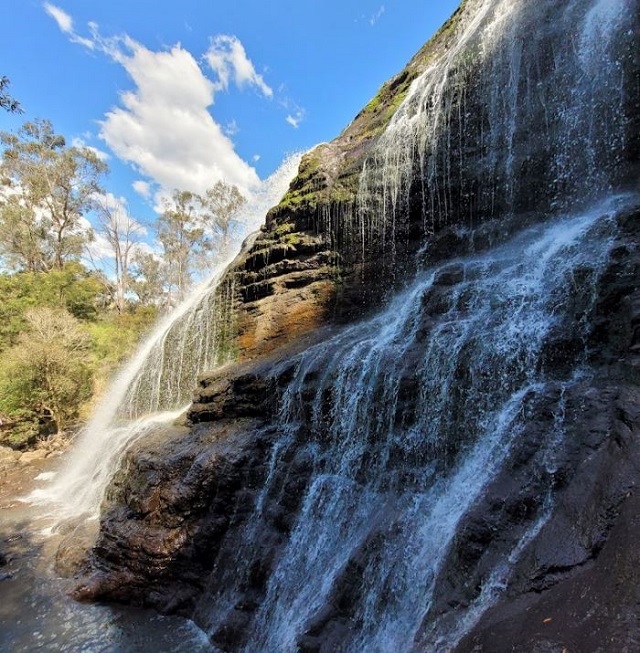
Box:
(274, 222, 296, 236)
(0, 263, 105, 352)
(0, 307, 94, 444)
(0, 119, 107, 271)
(88, 305, 157, 374)
(0, 413, 41, 449)
(130, 251, 167, 307)
(157, 190, 203, 303)
(200, 180, 247, 258)
(0, 76, 22, 114)
(152, 182, 247, 305)
(0, 263, 155, 448)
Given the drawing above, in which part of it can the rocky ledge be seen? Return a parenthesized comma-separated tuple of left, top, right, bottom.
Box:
(63, 0, 640, 648)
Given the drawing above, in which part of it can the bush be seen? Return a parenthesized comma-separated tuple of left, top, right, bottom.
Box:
(0, 307, 94, 444)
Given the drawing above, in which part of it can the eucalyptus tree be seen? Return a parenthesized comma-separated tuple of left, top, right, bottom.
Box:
(0, 76, 22, 114)
(0, 119, 107, 271)
(130, 251, 167, 307)
(156, 182, 246, 305)
(0, 306, 93, 438)
(157, 189, 203, 305)
(200, 180, 246, 259)
(92, 194, 146, 313)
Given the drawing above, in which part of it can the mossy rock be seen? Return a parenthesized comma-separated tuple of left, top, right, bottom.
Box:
(267, 2, 467, 229)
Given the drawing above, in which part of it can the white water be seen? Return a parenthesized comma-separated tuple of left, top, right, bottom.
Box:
(355, 0, 635, 263)
(205, 192, 630, 652)
(22, 0, 639, 650)
(194, 0, 638, 649)
(30, 153, 303, 520)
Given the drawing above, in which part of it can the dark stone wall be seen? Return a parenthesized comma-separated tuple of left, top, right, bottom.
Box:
(221, 0, 640, 356)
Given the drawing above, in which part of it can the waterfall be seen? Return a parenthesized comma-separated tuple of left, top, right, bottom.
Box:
(354, 0, 637, 268)
(28, 0, 639, 648)
(199, 192, 635, 651)
(31, 153, 303, 520)
(191, 0, 638, 650)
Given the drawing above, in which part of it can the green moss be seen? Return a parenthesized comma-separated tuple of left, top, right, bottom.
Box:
(274, 222, 296, 236)
(266, 2, 467, 222)
(281, 232, 303, 247)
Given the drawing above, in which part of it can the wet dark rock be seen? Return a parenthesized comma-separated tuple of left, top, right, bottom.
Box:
(433, 262, 465, 287)
(75, 418, 280, 614)
(188, 364, 273, 424)
(77, 207, 640, 651)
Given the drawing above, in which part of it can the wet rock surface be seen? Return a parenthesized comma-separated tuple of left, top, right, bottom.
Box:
(75, 418, 277, 613)
(73, 207, 640, 651)
(67, 0, 640, 649)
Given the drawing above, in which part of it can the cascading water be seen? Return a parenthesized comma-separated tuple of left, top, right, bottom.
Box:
(354, 0, 637, 268)
(198, 193, 635, 652)
(27, 0, 638, 650)
(31, 153, 303, 519)
(185, 0, 639, 650)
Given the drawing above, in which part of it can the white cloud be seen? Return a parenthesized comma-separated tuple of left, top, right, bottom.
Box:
(99, 40, 261, 196)
(44, 2, 95, 48)
(71, 137, 110, 161)
(252, 154, 261, 162)
(370, 5, 386, 25)
(42, 10, 269, 200)
(96, 191, 147, 235)
(280, 95, 306, 129)
(286, 109, 305, 129)
(132, 180, 152, 198)
(82, 219, 113, 261)
(205, 35, 273, 98)
(43, 2, 72, 33)
(224, 119, 239, 136)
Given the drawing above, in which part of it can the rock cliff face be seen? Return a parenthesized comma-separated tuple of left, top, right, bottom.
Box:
(221, 0, 639, 360)
(73, 204, 640, 652)
(70, 0, 640, 651)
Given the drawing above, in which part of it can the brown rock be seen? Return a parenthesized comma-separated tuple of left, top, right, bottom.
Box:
(18, 449, 47, 464)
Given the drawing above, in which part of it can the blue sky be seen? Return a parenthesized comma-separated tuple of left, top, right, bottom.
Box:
(1, 0, 460, 228)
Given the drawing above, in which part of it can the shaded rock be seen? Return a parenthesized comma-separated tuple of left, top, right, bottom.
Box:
(54, 517, 100, 578)
(188, 363, 273, 424)
(67, 1, 640, 651)
(73, 417, 279, 615)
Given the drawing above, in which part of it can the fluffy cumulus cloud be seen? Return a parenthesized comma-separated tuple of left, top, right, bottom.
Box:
(205, 35, 273, 98)
(42, 5, 276, 202)
(99, 40, 261, 196)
